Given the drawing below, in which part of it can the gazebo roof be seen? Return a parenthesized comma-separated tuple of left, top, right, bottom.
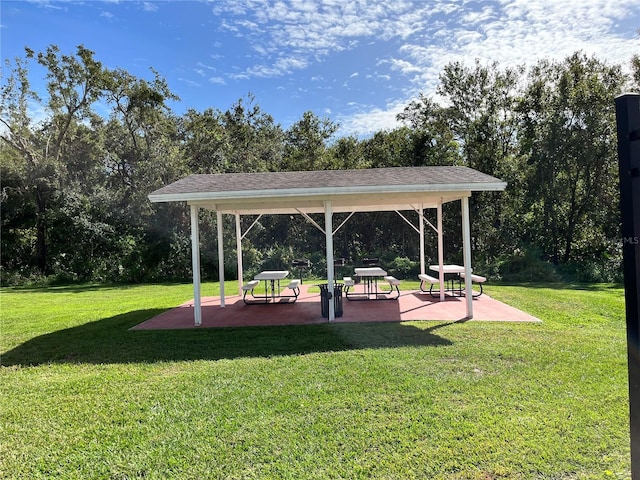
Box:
(148, 166, 506, 214)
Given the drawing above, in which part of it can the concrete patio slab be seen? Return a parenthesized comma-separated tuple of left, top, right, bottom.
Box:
(131, 284, 541, 330)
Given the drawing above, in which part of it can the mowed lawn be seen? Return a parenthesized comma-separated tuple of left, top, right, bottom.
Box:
(0, 281, 631, 479)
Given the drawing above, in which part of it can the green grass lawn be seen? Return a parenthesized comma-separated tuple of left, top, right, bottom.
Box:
(0, 281, 631, 479)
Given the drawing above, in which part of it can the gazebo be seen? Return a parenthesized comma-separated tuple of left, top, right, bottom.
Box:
(148, 166, 506, 324)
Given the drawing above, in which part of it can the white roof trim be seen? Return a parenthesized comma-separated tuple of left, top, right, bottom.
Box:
(148, 183, 504, 204)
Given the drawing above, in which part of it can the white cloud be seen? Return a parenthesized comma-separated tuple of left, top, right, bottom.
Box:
(179, 78, 201, 87)
(141, 2, 158, 12)
(336, 99, 408, 138)
(212, 0, 443, 79)
(239, 55, 309, 78)
(205, 0, 640, 135)
(196, 61, 217, 71)
(461, 5, 497, 25)
(332, 0, 640, 135)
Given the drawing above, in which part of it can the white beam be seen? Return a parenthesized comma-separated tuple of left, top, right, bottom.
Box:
(190, 204, 202, 326)
(462, 196, 473, 318)
(333, 211, 356, 235)
(411, 204, 438, 234)
(419, 205, 425, 275)
(396, 210, 420, 234)
(188, 192, 470, 215)
(324, 201, 335, 322)
(217, 211, 225, 308)
(240, 214, 263, 240)
(297, 209, 325, 234)
(437, 201, 445, 301)
(235, 213, 243, 296)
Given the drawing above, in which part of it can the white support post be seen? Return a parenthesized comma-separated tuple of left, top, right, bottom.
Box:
(217, 211, 225, 308)
(324, 201, 335, 322)
(190, 204, 202, 326)
(235, 213, 243, 296)
(419, 204, 425, 275)
(462, 196, 473, 318)
(437, 200, 445, 301)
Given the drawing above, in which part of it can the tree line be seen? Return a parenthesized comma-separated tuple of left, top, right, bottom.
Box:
(1, 45, 639, 285)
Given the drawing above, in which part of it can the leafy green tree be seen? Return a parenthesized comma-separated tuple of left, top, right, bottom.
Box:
(181, 96, 285, 174)
(360, 128, 413, 168)
(398, 61, 523, 262)
(221, 94, 284, 173)
(0, 141, 35, 279)
(283, 111, 337, 171)
(631, 53, 640, 90)
(328, 135, 365, 169)
(1, 44, 188, 282)
(518, 53, 626, 265)
(1, 45, 107, 274)
(180, 108, 228, 174)
(438, 61, 523, 261)
(398, 94, 463, 167)
(100, 67, 187, 281)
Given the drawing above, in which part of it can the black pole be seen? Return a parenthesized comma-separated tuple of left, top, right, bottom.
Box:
(616, 93, 640, 478)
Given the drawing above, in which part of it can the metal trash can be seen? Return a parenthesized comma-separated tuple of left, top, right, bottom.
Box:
(319, 283, 344, 318)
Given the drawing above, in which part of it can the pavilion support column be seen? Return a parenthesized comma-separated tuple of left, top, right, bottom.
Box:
(419, 204, 425, 274)
(235, 213, 244, 296)
(324, 200, 335, 322)
(461, 196, 473, 318)
(437, 200, 445, 301)
(217, 211, 225, 308)
(189, 204, 202, 326)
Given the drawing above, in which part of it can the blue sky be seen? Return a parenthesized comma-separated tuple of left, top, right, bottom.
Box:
(2, 0, 639, 137)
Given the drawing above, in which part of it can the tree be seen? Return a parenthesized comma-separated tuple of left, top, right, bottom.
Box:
(631, 53, 640, 90)
(180, 108, 228, 174)
(360, 128, 414, 168)
(518, 53, 626, 264)
(398, 94, 463, 167)
(220, 94, 284, 173)
(328, 135, 365, 169)
(399, 60, 523, 261)
(100, 67, 187, 282)
(1, 45, 187, 282)
(283, 111, 337, 171)
(1, 45, 107, 273)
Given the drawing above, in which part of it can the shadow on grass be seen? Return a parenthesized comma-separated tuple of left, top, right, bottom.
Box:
(1, 309, 455, 366)
(3, 282, 188, 294)
(492, 281, 623, 291)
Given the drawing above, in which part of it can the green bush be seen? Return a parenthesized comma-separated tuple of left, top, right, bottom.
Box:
(493, 249, 562, 283)
(387, 256, 420, 279)
(559, 258, 623, 283)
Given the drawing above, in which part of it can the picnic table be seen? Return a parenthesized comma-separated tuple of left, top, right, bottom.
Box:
(429, 265, 466, 296)
(418, 265, 485, 297)
(242, 270, 301, 304)
(343, 267, 400, 300)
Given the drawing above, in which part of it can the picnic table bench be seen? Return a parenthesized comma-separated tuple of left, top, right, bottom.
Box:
(459, 272, 486, 297)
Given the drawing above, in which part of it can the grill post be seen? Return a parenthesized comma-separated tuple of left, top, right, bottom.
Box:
(616, 92, 640, 478)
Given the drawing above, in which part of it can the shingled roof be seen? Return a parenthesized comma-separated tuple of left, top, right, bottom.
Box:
(148, 166, 506, 214)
